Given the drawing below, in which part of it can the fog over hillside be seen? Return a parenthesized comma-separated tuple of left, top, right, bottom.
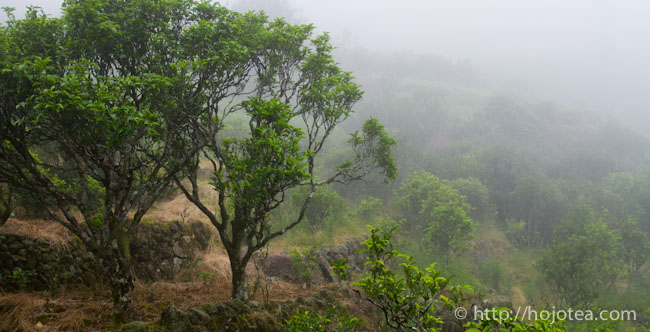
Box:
(229, 0, 650, 133)
(4, 0, 650, 131)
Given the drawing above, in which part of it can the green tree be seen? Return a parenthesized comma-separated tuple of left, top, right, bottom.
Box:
(292, 185, 344, 230)
(396, 171, 476, 257)
(0, 1, 261, 321)
(537, 220, 623, 306)
(591, 171, 650, 233)
(421, 199, 476, 259)
(173, 16, 397, 300)
(356, 196, 384, 220)
(508, 176, 566, 247)
(477, 146, 535, 221)
(615, 218, 649, 274)
(449, 176, 493, 223)
(396, 171, 443, 228)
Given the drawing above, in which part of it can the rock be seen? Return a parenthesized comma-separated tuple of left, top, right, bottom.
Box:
(316, 253, 335, 283)
(9, 242, 23, 251)
(172, 242, 188, 258)
(188, 308, 211, 325)
(121, 321, 148, 332)
(247, 300, 261, 309)
(230, 298, 252, 314)
(201, 302, 233, 317)
(190, 222, 210, 250)
(161, 305, 191, 332)
(264, 253, 301, 283)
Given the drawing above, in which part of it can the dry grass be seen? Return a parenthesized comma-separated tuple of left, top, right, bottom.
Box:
(0, 290, 111, 332)
(0, 219, 71, 245)
(133, 280, 231, 321)
(198, 244, 234, 282)
(0, 246, 332, 332)
(0, 293, 45, 332)
(473, 222, 511, 260)
(144, 162, 217, 225)
(46, 297, 108, 332)
(510, 286, 527, 308)
(143, 192, 212, 224)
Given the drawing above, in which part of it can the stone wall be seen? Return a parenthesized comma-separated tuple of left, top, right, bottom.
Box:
(130, 220, 211, 281)
(0, 220, 211, 291)
(0, 233, 99, 291)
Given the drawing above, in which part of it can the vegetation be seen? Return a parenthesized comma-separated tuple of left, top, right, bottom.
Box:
(170, 15, 398, 300)
(464, 307, 567, 332)
(282, 307, 360, 332)
(0, 1, 215, 321)
(396, 171, 477, 258)
(2, 0, 650, 331)
(0, 0, 396, 318)
(290, 248, 318, 288)
(333, 226, 472, 331)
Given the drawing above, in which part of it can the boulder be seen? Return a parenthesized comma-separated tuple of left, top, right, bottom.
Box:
(161, 305, 191, 332)
(264, 253, 301, 283)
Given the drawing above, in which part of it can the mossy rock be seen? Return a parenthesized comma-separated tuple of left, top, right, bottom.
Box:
(160, 305, 191, 332)
(121, 321, 148, 332)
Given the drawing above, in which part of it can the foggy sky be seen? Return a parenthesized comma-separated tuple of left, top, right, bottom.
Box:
(296, 0, 650, 129)
(3, 0, 650, 130)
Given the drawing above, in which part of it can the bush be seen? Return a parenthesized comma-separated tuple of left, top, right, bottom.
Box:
(8, 267, 33, 290)
(356, 196, 384, 219)
(504, 218, 527, 247)
(332, 225, 473, 331)
(292, 186, 345, 230)
(290, 248, 318, 288)
(282, 306, 359, 332)
(465, 307, 567, 332)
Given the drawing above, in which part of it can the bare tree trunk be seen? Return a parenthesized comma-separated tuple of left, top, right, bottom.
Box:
(104, 230, 135, 323)
(230, 253, 249, 301)
(108, 255, 135, 322)
(0, 186, 12, 226)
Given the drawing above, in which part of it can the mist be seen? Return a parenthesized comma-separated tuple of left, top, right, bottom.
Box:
(227, 0, 650, 132)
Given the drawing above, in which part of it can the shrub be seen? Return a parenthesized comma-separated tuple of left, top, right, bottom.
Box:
(356, 196, 384, 219)
(504, 218, 527, 247)
(293, 186, 345, 230)
(465, 307, 567, 332)
(8, 268, 33, 290)
(282, 306, 359, 332)
(332, 225, 472, 331)
(290, 248, 318, 288)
